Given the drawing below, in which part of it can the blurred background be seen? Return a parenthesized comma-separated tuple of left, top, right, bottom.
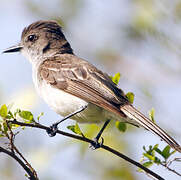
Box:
(0, 0, 181, 179)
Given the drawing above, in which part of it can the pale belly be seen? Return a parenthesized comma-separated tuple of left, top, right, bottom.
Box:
(36, 79, 122, 123)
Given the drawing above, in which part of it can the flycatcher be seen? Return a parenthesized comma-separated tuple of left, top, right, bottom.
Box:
(3, 20, 181, 152)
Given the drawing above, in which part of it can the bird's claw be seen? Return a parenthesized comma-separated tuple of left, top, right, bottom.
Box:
(89, 137, 104, 150)
(46, 124, 58, 137)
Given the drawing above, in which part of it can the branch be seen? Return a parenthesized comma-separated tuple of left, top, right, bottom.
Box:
(9, 119, 164, 180)
(161, 158, 181, 176)
(0, 146, 38, 180)
(5, 120, 38, 178)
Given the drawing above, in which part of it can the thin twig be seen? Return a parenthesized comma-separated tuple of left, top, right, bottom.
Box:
(160, 158, 181, 177)
(0, 146, 38, 180)
(167, 158, 181, 167)
(12, 143, 38, 178)
(5, 120, 38, 179)
(6, 120, 15, 153)
(161, 163, 181, 176)
(8, 119, 164, 180)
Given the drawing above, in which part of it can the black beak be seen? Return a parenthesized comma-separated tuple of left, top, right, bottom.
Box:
(2, 44, 23, 53)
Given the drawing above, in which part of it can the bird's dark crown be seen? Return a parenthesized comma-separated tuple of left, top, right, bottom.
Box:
(22, 20, 63, 39)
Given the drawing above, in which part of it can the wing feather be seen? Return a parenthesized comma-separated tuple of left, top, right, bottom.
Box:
(38, 54, 129, 117)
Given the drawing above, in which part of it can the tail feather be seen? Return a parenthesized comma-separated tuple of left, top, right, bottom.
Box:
(120, 104, 181, 153)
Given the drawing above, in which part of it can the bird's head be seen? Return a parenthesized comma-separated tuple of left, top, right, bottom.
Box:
(3, 20, 73, 64)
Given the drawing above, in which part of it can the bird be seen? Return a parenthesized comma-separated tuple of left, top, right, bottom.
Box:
(3, 20, 181, 152)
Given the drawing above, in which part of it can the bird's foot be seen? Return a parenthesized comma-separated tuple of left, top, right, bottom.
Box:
(89, 137, 104, 150)
(46, 124, 58, 137)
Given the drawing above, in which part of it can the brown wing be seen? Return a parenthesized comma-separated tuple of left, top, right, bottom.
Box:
(39, 54, 129, 116)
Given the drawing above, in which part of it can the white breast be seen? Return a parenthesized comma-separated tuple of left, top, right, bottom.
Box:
(39, 80, 88, 117)
(32, 65, 86, 116)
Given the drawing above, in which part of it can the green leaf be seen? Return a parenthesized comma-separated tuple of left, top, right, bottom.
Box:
(2, 122, 8, 134)
(149, 108, 155, 123)
(0, 134, 5, 137)
(154, 157, 161, 164)
(115, 121, 127, 132)
(111, 73, 121, 85)
(67, 125, 75, 132)
(74, 123, 83, 135)
(155, 147, 163, 156)
(37, 112, 44, 121)
(19, 111, 34, 123)
(0, 104, 8, 118)
(162, 145, 171, 159)
(143, 145, 154, 155)
(67, 123, 84, 136)
(138, 161, 154, 172)
(142, 161, 154, 168)
(153, 144, 159, 150)
(143, 153, 155, 161)
(126, 92, 134, 104)
(141, 144, 162, 165)
(0, 123, 7, 137)
(6, 111, 14, 119)
(169, 150, 176, 156)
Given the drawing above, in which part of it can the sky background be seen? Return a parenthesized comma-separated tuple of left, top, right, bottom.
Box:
(0, 0, 181, 180)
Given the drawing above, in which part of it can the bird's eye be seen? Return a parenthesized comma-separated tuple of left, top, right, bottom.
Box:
(27, 35, 37, 42)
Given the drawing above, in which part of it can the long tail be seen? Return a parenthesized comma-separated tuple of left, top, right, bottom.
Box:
(120, 104, 181, 153)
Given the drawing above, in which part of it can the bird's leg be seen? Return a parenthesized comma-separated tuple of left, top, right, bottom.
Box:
(47, 105, 88, 137)
(90, 119, 110, 149)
